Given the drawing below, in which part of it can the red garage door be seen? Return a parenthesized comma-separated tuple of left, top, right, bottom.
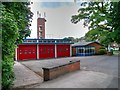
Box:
(57, 44, 70, 57)
(17, 45, 37, 60)
(39, 44, 55, 59)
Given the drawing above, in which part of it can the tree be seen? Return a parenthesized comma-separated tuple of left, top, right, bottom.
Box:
(85, 28, 113, 47)
(63, 37, 75, 41)
(110, 2, 120, 44)
(63, 37, 80, 43)
(1, 2, 33, 89)
(2, 2, 33, 43)
(71, 1, 120, 47)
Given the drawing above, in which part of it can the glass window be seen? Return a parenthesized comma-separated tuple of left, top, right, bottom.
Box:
(28, 51, 31, 54)
(88, 47, 95, 53)
(39, 26, 42, 30)
(20, 51, 22, 54)
(24, 51, 27, 54)
(78, 47, 84, 53)
(66, 48, 68, 51)
(39, 48, 42, 54)
(89, 48, 92, 53)
(39, 40, 42, 42)
(85, 47, 89, 53)
(33, 51, 35, 54)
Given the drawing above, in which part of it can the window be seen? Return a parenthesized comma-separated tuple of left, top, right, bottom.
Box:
(78, 47, 84, 53)
(20, 51, 22, 54)
(32, 50, 36, 54)
(19, 50, 22, 54)
(66, 48, 68, 51)
(39, 26, 42, 30)
(85, 47, 89, 53)
(39, 40, 42, 42)
(39, 48, 42, 54)
(89, 47, 94, 53)
(24, 51, 27, 54)
(91, 47, 95, 54)
(39, 32, 42, 36)
(28, 51, 31, 54)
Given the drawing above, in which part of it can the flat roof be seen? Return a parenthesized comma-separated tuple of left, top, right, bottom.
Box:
(18, 38, 73, 45)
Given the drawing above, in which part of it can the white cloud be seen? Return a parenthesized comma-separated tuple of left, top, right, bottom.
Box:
(29, 2, 88, 39)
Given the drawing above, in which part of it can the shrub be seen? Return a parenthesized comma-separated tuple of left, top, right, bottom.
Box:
(1, 5, 18, 89)
(1, 2, 33, 89)
(98, 49, 107, 55)
(2, 57, 15, 90)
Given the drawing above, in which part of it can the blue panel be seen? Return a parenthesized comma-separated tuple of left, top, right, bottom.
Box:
(75, 52, 94, 56)
(20, 38, 74, 45)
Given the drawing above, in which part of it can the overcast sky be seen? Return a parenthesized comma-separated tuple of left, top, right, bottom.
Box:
(29, 2, 88, 39)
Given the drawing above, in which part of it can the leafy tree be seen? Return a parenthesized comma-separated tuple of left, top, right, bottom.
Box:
(110, 2, 120, 44)
(85, 28, 113, 47)
(71, 1, 120, 47)
(63, 37, 74, 41)
(2, 2, 33, 43)
(63, 37, 80, 43)
(1, 2, 33, 89)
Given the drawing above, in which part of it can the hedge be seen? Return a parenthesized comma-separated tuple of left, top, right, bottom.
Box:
(98, 49, 107, 55)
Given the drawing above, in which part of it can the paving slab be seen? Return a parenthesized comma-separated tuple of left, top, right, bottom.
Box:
(13, 61, 43, 88)
(27, 70, 116, 88)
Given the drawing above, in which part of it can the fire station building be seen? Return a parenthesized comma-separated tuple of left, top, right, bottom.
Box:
(72, 41, 103, 56)
(16, 39, 73, 60)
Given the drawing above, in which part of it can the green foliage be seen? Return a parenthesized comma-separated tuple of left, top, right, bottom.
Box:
(63, 37, 80, 43)
(85, 29, 114, 47)
(113, 50, 120, 53)
(2, 56, 15, 89)
(110, 2, 120, 44)
(71, 1, 120, 46)
(98, 49, 107, 55)
(1, 2, 33, 89)
(2, 2, 33, 43)
(1, 4, 18, 89)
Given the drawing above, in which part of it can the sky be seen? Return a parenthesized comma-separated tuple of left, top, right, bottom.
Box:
(29, 1, 88, 39)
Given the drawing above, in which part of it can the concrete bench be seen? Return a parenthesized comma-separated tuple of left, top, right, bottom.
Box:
(42, 60, 80, 81)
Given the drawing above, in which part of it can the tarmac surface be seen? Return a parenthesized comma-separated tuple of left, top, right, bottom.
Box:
(13, 53, 119, 88)
(27, 70, 113, 88)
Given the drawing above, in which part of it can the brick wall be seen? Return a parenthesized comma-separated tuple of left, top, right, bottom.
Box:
(37, 18, 46, 39)
(43, 60, 80, 81)
(66, 61, 80, 72)
(88, 43, 103, 54)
